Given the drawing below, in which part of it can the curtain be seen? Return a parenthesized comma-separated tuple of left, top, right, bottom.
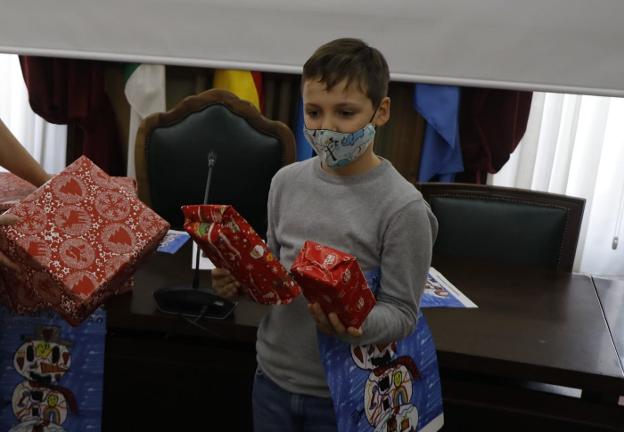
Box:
(19, 56, 124, 175)
(0, 54, 66, 174)
(490, 93, 624, 278)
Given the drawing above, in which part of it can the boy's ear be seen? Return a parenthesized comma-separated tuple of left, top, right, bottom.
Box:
(373, 97, 391, 127)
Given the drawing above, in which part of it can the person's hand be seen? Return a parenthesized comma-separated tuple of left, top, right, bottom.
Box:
(308, 303, 363, 338)
(211, 267, 240, 300)
(0, 213, 20, 270)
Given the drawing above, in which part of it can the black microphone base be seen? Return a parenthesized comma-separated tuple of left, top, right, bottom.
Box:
(153, 285, 237, 320)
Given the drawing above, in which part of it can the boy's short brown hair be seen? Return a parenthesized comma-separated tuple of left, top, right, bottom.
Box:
(302, 38, 390, 108)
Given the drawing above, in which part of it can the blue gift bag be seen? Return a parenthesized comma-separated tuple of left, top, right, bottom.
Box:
(318, 270, 444, 432)
(0, 306, 106, 432)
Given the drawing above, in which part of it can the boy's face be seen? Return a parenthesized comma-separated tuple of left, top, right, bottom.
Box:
(303, 79, 389, 133)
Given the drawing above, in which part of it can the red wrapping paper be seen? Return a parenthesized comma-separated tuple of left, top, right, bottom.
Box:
(111, 176, 138, 195)
(182, 204, 301, 305)
(0, 172, 37, 211)
(0, 172, 137, 211)
(291, 241, 376, 328)
(0, 156, 169, 325)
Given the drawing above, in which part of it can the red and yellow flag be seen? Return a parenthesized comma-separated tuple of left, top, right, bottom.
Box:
(212, 70, 263, 112)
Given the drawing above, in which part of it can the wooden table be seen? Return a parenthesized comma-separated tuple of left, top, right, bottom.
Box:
(426, 256, 624, 430)
(102, 246, 624, 431)
(428, 256, 623, 394)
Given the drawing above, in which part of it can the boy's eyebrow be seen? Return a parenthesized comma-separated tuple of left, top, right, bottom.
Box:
(303, 102, 360, 109)
(334, 103, 359, 109)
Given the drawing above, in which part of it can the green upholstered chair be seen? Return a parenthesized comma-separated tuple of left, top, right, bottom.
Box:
(416, 183, 585, 272)
(135, 89, 296, 234)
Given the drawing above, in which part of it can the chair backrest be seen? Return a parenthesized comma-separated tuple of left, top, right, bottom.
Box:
(135, 89, 296, 234)
(416, 183, 585, 272)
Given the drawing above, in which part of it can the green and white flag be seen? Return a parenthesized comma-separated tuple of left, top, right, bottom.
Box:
(123, 64, 166, 177)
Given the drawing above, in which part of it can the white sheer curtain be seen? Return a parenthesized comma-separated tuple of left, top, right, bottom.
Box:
(489, 93, 624, 278)
(0, 53, 67, 174)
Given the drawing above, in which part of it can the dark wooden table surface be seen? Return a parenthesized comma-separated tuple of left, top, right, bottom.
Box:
(106, 242, 270, 341)
(426, 256, 624, 396)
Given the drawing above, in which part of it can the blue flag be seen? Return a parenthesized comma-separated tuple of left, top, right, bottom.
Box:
(295, 97, 314, 161)
(414, 85, 464, 182)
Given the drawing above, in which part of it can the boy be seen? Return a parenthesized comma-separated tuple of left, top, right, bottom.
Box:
(212, 38, 438, 431)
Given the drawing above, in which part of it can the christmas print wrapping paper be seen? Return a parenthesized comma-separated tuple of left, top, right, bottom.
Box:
(182, 204, 301, 305)
(0, 172, 37, 212)
(291, 241, 376, 329)
(0, 172, 137, 212)
(0, 156, 169, 325)
(110, 176, 138, 195)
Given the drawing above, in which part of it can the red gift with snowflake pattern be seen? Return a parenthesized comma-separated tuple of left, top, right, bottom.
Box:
(0, 156, 169, 325)
(290, 241, 376, 329)
(182, 204, 301, 305)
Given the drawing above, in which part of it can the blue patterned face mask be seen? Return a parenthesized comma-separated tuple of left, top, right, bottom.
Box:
(303, 122, 376, 168)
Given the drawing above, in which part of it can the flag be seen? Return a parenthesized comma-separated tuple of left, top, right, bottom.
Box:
(123, 64, 166, 177)
(294, 96, 314, 161)
(212, 69, 263, 112)
(414, 84, 464, 182)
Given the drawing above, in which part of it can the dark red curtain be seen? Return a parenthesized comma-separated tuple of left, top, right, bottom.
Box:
(19, 57, 123, 175)
(456, 88, 533, 184)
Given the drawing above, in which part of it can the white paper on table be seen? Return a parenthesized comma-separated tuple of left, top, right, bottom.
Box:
(421, 267, 478, 308)
(191, 242, 216, 270)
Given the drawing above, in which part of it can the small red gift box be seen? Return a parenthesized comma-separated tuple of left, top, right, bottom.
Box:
(0, 172, 37, 211)
(0, 156, 169, 325)
(182, 204, 301, 305)
(290, 241, 376, 328)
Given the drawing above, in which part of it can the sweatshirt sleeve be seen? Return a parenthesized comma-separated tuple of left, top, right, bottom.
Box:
(265, 174, 281, 260)
(341, 199, 438, 345)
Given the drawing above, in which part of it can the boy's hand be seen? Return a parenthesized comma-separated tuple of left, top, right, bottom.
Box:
(211, 268, 240, 300)
(0, 214, 20, 270)
(308, 303, 363, 338)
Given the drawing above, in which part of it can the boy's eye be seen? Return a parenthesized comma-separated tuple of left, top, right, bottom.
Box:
(339, 111, 354, 118)
(306, 111, 319, 118)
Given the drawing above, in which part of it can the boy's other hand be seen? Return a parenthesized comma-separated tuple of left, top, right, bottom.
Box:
(211, 267, 240, 300)
(0, 213, 20, 270)
(308, 303, 363, 338)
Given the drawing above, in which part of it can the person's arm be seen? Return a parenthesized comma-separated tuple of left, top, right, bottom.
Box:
(312, 199, 438, 345)
(265, 174, 281, 261)
(0, 119, 50, 187)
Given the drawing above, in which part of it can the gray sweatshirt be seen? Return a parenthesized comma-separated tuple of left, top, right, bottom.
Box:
(256, 157, 438, 398)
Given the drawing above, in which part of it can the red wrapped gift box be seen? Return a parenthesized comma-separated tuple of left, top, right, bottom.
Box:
(0, 156, 169, 325)
(182, 204, 301, 305)
(291, 241, 376, 328)
(0, 172, 37, 211)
